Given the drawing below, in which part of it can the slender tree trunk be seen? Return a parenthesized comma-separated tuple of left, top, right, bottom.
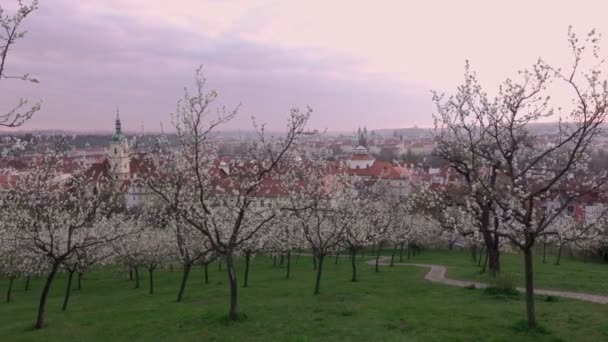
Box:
(286, 251, 291, 279)
(6, 277, 14, 303)
(481, 230, 500, 276)
(481, 247, 489, 274)
(134, 267, 140, 289)
(280, 254, 284, 266)
(204, 264, 209, 285)
(169, 264, 174, 272)
(407, 245, 411, 260)
(313, 254, 325, 295)
(25, 276, 30, 291)
(243, 251, 251, 288)
(335, 250, 340, 264)
(77, 272, 82, 291)
(555, 244, 564, 266)
(129, 265, 133, 281)
(542, 241, 547, 264)
(218, 259, 222, 272)
(177, 263, 191, 302)
(61, 270, 75, 312)
(273, 255, 277, 267)
(478, 247, 485, 266)
(390, 244, 397, 267)
(375, 243, 384, 272)
(487, 247, 500, 276)
(295, 253, 300, 264)
(350, 248, 358, 282)
(148, 268, 154, 295)
(312, 253, 317, 270)
(399, 242, 404, 262)
(523, 246, 537, 328)
(35, 261, 61, 329)
(471, 245, 477, 262)
(225, 252, 239, 321)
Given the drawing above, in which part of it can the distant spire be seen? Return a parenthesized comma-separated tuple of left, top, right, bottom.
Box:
(112, 107, 124, 142)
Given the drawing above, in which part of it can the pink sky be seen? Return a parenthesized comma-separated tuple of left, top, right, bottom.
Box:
(1, 0, 607, 132)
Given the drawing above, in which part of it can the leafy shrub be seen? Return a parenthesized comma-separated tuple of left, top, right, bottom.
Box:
(544, 295, 559, 302)
(483, 272, 520, 299)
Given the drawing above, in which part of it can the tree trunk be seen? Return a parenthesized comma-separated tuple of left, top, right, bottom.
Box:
(77, 272, 82, 291)
(204, 264, 209, 285)
(6, 277, 14, 303)
(471, 245, 477, 262)
(134, 267, 140, 289)
(169, 264, 174, 272)
(129, 265, 133, 281)
(273, 255, 277, 267)
(399, 242, 404, 262)
(555, 244, 564, 266)
(407, 245, 411, 260)
(35, 261, 61, 329)
(350, 248, 357, 282)
(313, 254, 325, 295)
(523, 246, 537, 328)
(25, 276, 30, 291)
(481, 231, 500, 276)
(295, 253, 300, 264)
(375, 243, 384, 272)
(61, 270, 75, 312)
(477, 246, 485, 266)
(279, 254, 284, 266)
(335, 250, 340, 264)
(218, 259, 222, 272)
(481, 247, 489, 274)
(243, 251, 251, 288)
(176, 263, 191, 302)
(148, 268, 154, 295)
(390, 244, 397, 267)
(225, 252, 239, 321)
(312, 253, 317, 270)
(487, 245, 500, 276)
(286, 251, 291, 279)
(542, 241, 547, 264)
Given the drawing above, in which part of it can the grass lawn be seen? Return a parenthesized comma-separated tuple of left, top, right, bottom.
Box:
(0, 253, 607, 341)
(391, 247, 608, 295)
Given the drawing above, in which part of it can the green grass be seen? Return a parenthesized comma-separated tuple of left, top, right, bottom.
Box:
(0, 253, 607, 341)
(392, 248, 608, 294)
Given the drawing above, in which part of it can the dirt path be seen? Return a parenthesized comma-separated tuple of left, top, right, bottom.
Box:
(368, 257, 608, 304)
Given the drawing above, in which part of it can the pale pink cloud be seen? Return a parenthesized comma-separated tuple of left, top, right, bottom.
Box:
(1, 0, 607, 132)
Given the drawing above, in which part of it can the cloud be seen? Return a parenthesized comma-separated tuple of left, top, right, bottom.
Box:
(0, 0, 432, 133)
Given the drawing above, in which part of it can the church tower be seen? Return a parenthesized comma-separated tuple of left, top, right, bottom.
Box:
(108, 109, 130, 182)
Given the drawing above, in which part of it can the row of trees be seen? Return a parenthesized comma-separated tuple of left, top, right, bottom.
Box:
(3, 0, 608, 332)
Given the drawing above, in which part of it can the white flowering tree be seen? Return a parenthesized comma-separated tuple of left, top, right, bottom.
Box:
(60, 217, 121, 311)
(146, 67, 311, 321)
(285, 161, 352, 294)
(545, 207, 607, 265)
(338, 194, 371, 282)
(0, 0, 41, 127)
(433, 28, 608, 328)
(170, 217, 216, 301)
(0, 236, 41, 303)
(139, 227, 173, 296)
(266, 215, 306, 280)
(0, 137, 123, 329)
